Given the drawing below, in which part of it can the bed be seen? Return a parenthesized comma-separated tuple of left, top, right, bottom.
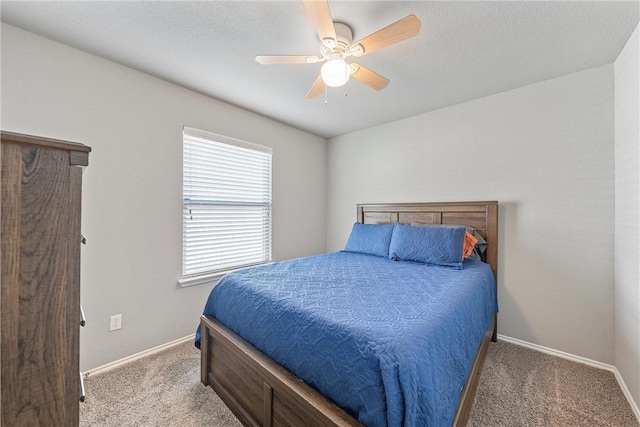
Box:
(197, 201, 498, 427)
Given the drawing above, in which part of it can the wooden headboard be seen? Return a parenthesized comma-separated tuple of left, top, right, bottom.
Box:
(357, 201, 498, 278)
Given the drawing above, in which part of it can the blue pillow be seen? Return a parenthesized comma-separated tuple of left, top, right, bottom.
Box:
(411, 222, 487, 260)
(344, 222, 395, 258)
(389, 223, 466, 269)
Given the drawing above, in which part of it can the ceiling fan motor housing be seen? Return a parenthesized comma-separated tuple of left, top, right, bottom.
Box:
(321, 22, 363, 59)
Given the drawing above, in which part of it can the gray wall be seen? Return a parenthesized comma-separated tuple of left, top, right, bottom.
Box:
(1, 23, 328, 371)
(614, 23, 640, 411)
(327, 65, 615, 365)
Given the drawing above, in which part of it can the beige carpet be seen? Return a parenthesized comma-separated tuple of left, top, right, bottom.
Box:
(468, 341, 638, 427)
(80, 340, 638, 426)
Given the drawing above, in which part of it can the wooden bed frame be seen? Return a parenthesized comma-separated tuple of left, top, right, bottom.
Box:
(200, 201, 498, 427)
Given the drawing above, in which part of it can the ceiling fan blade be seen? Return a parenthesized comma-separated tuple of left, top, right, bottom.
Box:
(256, 55, 320, 65)
(303, 0, 336, 41)
(306, 74, 326, 99)
(353, 14, 421, 55)
(350, 63, 389, 91)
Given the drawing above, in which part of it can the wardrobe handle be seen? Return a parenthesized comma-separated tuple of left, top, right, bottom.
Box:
(80, 306, 86, 327)
(81, 234, 87, 245)
(79, 372, 86, 402)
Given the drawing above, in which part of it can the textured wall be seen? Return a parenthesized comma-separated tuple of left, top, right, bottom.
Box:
(1, 23, 327, 371)
(327, 65, 615, 364)
(614, 23, 640, 412)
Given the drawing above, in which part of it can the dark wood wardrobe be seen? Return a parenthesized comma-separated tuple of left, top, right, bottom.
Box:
(1, 131, 91, 426)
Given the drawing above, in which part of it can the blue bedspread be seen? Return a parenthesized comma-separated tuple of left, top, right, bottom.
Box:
(195, 251, 497, 427)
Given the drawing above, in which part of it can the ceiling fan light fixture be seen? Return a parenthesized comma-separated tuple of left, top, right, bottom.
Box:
(321, 58, 350, 87)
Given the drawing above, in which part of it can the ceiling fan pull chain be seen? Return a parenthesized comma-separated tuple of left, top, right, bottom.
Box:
(345, 66, 349, 97)
(325, 86, 328, 105)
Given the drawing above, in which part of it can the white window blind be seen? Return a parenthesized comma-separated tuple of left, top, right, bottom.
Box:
(182, 127, 272, 278)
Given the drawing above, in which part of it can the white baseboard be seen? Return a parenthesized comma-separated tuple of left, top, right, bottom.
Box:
(497, 334, 640, 423)
(497, 334, 615, 371)
(83, 334, 195, 378)
(612, 366, 640, 422)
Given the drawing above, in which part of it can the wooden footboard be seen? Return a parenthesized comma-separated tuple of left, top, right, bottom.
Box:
(200, 314, 362, 427)
(201, 313, 496, 427)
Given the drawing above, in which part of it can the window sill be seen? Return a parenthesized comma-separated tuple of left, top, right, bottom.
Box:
(178, 272, 225, 288)
(178, 262, 272, 288)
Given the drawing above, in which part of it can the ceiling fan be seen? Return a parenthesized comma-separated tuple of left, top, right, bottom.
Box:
(255, 0, 422, 99)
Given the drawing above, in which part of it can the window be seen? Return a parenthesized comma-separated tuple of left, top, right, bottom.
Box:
(180, 126, 272, 286)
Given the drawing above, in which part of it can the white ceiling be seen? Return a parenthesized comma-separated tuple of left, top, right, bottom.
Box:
(1, 1, 638, 138)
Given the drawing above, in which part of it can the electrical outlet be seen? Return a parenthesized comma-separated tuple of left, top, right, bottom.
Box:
(109, 314, 122, 331)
